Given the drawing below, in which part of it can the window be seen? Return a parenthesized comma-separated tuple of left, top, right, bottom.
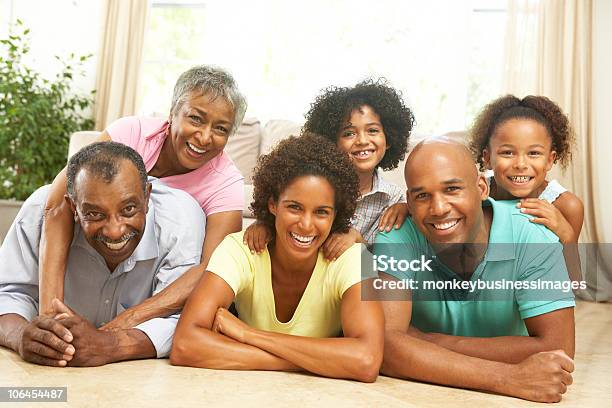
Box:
(139, 0, 506, 134)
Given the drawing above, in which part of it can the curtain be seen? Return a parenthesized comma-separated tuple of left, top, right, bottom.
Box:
(93, 0, 149, 130)
(503, 0, 612, 300)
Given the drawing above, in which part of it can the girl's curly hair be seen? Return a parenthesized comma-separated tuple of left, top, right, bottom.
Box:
(303, 78, 415, 171)
(469, 95, 575, 170)
(250, 133, 359, 236)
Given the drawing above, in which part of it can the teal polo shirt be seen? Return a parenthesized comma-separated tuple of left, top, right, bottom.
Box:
(374, 198, 575, 337)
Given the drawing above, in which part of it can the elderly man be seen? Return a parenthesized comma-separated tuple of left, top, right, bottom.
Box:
(0, 142, 204, 366)
(375, 138, 575, 403)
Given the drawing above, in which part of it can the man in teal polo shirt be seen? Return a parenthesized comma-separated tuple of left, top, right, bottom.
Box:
(375, 138, 575, 403)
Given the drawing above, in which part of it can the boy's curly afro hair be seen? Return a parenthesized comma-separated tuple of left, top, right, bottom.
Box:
(250, 133, 359, 237)
(303, 78, 415, 171)
(469, 94, 575, 170)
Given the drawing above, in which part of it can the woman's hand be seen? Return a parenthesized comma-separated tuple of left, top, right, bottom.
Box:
(212, 307, 252, 344)
(243, 222, 272, 254)
(322, 227, 364, 261)
(100, 308, 138, 331)
(517, 199, 574, 243)
(378, 202, 409, 232)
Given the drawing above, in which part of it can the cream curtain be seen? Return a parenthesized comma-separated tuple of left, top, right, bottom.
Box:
(503, 0, 612, 300)
(94, 0, 149, 130)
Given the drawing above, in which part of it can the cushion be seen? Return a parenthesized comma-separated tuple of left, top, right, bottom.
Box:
(225, 117, 262, 183)
(260, 119, 303, 155)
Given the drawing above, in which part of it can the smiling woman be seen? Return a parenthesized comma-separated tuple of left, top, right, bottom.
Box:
(37, 65, 249, 330)
(171, 134, 385, 382)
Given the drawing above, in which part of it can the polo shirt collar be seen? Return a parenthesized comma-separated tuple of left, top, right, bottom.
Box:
(362, 169, 396, 199)
(483, 197, 515, 262)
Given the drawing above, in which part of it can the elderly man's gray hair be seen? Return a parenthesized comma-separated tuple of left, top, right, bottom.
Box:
(170, 65, 247, 135)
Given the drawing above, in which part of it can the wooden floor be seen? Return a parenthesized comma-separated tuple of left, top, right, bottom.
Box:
(1, 301, 610, 407)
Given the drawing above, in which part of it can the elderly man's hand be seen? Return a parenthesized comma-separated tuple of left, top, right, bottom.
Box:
(52, 299, 115, 367)
(17, 315, 75, 367)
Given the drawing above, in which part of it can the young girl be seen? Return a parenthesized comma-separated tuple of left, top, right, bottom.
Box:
(172, 134, 384, 382)
(245, 79, 415, 260)
(469, 95, 584, 244)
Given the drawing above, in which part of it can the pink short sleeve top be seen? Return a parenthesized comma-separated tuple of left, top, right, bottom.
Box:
(106, 116, 244, 216)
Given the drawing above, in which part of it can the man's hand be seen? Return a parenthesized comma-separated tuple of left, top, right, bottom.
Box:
(212, 307, 252, 344)
(503, 350, 574, 403)
(378, 202, 409, 232)
(17, 315, 75, 367)
(52, 299, 114, 367)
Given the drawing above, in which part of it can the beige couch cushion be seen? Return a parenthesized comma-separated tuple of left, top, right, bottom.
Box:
(68, 131, 101, 159)
(225, 117, 262, 183)
(260, 120, 303, 155)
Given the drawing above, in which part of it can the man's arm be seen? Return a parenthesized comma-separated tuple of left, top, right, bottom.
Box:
(379, 273, 574, 403)
(0, 313, 74, 367)
(415, 307, 575, 363)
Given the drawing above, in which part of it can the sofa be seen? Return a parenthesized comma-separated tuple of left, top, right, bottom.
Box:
(66, 118, 433, 228)
(0, 118, 462, 243)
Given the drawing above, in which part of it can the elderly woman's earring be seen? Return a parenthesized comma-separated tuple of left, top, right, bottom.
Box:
(74, 211, 78, 222)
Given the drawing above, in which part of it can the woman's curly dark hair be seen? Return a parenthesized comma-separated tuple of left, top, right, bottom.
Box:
(469, 94, 575, 170)
(250, 133, 359, 237)
(303, 78, 415, 171)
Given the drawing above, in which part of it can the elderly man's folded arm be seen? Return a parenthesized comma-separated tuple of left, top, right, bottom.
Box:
(0, 313, 30, 353)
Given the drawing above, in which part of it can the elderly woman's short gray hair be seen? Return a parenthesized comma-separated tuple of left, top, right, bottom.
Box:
(170, 65, 247, 134)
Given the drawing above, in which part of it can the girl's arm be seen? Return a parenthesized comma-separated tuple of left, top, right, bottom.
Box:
(170, 271, 298, 370)
(214, 282, 384, 382)
(554, 192, 584, 242)
(517, 192, 584, 244)
(103, 211, 243, 329)
(39, 132, 112, 315)
(517, 193, 584, 282)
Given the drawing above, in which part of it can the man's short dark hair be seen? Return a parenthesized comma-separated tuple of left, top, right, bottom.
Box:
(66, 142, 148, 198)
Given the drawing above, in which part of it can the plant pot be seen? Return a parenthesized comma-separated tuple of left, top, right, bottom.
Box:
(0, 199, 23, 244)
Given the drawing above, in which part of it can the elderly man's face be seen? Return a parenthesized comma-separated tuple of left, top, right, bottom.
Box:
(405, 142, 489, 246)
(68, 160, 150, 271)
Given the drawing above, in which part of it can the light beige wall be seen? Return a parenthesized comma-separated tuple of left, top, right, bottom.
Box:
(593, 0, 612, 241)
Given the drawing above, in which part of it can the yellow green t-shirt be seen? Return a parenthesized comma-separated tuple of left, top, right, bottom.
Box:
(206, 232, 364, 338)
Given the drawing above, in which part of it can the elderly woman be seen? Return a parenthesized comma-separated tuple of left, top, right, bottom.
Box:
(171, 134, 384, 382)
(39, 65, 247, 329)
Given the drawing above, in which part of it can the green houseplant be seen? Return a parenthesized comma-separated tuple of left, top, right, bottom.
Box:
(0, 20, 95, 201)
